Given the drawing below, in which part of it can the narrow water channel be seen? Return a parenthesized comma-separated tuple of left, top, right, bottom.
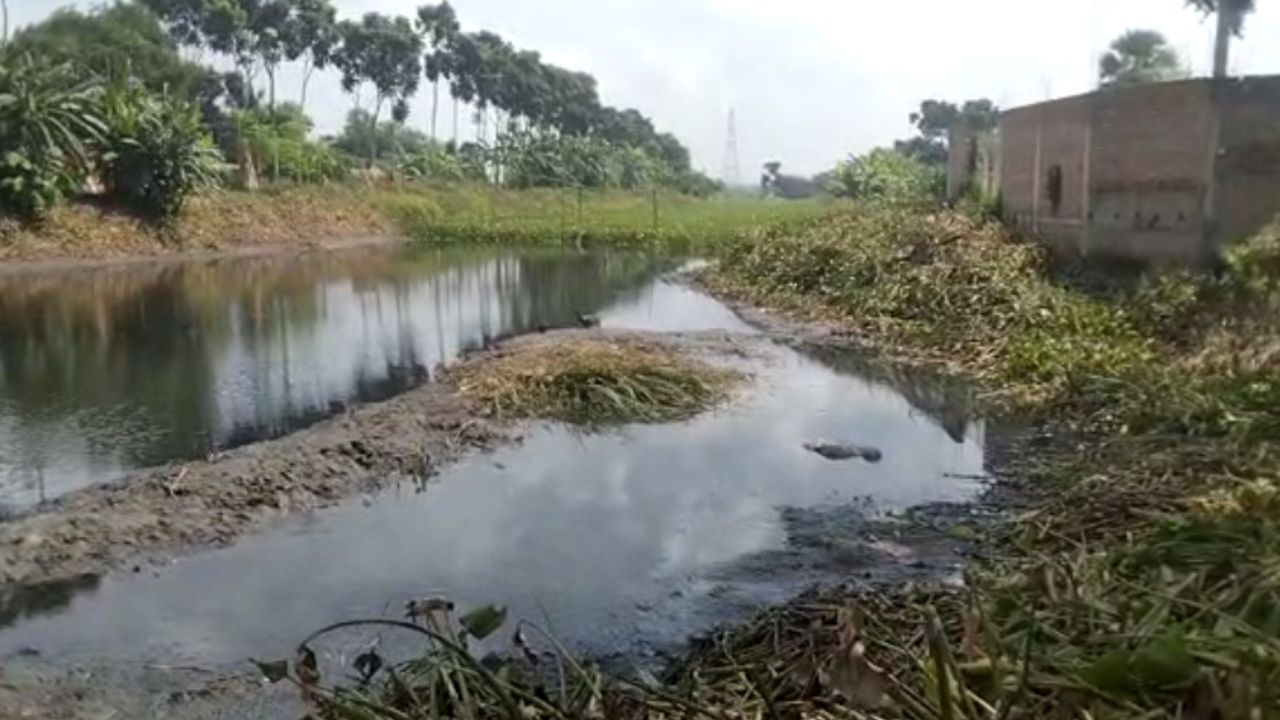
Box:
(0, 247, 685, 512)
(0, 247, 986, 714)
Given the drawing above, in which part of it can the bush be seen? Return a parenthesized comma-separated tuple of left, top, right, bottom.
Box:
(828, 148, 943, 205)
(0, 56, 104, 221)
(100, 84, 222, 219)
(398, 145, 472, 182)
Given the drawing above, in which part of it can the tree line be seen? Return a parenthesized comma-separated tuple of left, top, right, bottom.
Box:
(0, 0, 717, 225)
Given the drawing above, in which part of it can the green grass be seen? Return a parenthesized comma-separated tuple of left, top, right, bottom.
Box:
(371, 181, 831, 251)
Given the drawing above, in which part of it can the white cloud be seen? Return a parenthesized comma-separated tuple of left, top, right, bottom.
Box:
(10, 0, 1280, 176)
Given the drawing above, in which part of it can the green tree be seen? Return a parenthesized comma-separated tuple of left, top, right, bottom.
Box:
(6, 4, 221, 105)
(332, 108, 431, 163)
(899, 98, 998, 168)
(416, 2, 459, 141)
(282, 0, 338, 111)
(1099, 30, 1187, 86)
(335, 13, 423, 165)
(1187, 0, 1255, 77)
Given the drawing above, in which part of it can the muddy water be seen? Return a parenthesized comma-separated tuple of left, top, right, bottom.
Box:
(0, 249, 986, 714)
(0, 247, 686, 512)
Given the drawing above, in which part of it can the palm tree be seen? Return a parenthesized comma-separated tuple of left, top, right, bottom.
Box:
(416, 2, 458, 141)
(1187, 0, 1256, 77)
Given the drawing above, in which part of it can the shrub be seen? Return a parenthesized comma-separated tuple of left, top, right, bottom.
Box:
(398, 144, 472, 182)
(100, 84, 222, 220)
(828, 148, 943, 205)
(0, 56, 105, 221)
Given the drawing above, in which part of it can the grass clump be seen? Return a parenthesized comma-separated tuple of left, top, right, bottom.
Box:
(449, 336, 740, 425)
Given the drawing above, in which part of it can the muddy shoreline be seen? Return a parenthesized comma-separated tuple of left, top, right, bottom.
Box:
(0, 234, 402, 278)
(0, 380, 505, 588)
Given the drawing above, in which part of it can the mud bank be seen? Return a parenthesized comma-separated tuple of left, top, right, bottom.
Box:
(0, 380, 501, 588)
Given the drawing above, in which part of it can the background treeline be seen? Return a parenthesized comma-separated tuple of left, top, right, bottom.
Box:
(0, 0, 720, 224)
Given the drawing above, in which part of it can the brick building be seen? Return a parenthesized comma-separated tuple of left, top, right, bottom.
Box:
(948, 76, 1280, 263)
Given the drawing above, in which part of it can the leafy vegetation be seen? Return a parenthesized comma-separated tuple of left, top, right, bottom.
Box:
(100, 83, 223, 219)
(1099, 30, 1188, 86)
(0, 0, 720, 230)
(703, 206, 1280, 719)
(0, 57, 105, 221)
(378, 185, 829, 251)
(827, 149, 942, 205)
(449, 335, 740, 425)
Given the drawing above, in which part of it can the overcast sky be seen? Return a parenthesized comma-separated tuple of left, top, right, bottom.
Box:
(9, 0, 1280, 177)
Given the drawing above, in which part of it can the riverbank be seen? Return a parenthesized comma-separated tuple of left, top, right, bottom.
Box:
(683, 207, 1280, 718)
(0, 184, 829, 268)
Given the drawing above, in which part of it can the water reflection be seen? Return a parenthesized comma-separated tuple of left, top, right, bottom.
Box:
(0, 247, 679, 510)
(0, 338, 985, 670)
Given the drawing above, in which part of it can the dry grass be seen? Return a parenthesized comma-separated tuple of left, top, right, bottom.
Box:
(0, 186, 391, 263)
(448, 335, 740, 425)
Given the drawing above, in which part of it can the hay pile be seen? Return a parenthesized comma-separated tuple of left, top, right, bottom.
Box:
(449, 335, 740, 425)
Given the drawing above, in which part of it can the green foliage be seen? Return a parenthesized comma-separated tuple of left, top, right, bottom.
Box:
(828, 149, 942, 205)
(377, 184, 826, 251)
(331, 108, 431, 165)
(100, 84, 222, 219)
(334, 12, 422, 160)
(1100, 29, 1188, 86)
(6, 3, 221, 104)
(397, 144, 474, 182)
(233, 103, 347, 183)
(0, 56, 105, 221)
(712, 206, 1280, 717)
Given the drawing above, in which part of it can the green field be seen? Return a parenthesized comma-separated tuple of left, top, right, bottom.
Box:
(372, 182, 832, 250)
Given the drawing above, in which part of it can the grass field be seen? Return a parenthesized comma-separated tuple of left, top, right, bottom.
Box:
(373, 182, 831, 250)
(0, 183, 830, 261)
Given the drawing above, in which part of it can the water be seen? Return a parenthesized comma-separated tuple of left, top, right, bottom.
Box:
(0, 246, 691, 511)
(0, 246, 985, 700)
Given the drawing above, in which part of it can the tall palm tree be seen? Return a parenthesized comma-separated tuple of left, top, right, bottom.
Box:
(1188, 0, 1255, 77)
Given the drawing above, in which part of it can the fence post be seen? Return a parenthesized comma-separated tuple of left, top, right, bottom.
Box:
(651, 189, 659, 230)
(576, 187, 584, 226)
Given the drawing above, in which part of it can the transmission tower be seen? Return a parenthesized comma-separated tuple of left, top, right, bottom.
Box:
(721, 108, 741, 188)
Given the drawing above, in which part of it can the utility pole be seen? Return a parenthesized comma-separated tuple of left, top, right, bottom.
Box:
(1212, 1, 1233, 78)
(721, 108, 741, 188)
(1, 0, 9, 47)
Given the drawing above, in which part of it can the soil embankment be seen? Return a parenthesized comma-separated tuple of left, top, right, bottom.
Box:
(0, 187, 395, 269)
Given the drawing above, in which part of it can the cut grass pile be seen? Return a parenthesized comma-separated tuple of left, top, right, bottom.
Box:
(703, 206, 1280, 718)
(448, 335, 740, 425)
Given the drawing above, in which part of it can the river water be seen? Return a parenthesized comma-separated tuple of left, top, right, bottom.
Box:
(0, 246, 986, 711)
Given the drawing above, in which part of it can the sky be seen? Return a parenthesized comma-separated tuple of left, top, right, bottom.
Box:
(8, 0, 1280, 177)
